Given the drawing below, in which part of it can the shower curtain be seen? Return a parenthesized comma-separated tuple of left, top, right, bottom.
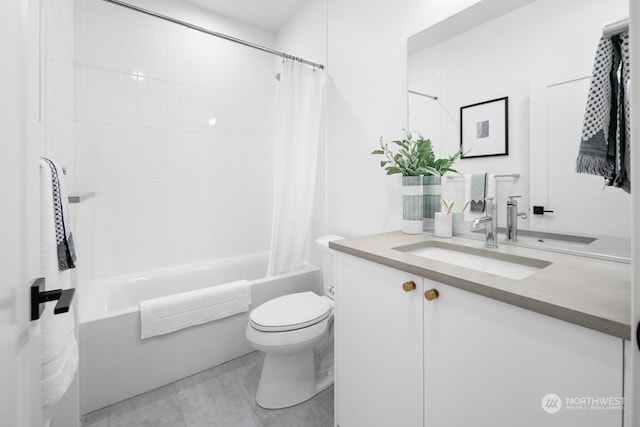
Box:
(267, 60, 326, 276)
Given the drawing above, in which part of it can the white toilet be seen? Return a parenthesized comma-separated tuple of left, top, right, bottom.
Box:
(245, 235, 342, 409)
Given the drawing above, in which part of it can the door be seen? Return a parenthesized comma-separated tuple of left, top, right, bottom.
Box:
(529, 74, 631, 237)
(0, 0, 44, 425)
(630, 2, 640, 425)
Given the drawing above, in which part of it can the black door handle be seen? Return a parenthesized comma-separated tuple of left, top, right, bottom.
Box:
(30, 277, 76, 321)
(533, 205, 554, 215)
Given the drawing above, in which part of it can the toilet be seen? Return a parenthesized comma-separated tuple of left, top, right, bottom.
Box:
(245, 235, 342, 409)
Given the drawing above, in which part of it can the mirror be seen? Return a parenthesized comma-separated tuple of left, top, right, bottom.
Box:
(407, 0, 630, 239)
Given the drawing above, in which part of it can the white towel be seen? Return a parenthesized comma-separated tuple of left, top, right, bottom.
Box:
(140, 280, 251, 340)
(40, 160, 79, 408)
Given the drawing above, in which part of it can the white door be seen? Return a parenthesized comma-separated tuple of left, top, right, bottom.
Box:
(630, 2, 640, 425)
(0, 0, 44, 426)
(529, 74, 632, 237)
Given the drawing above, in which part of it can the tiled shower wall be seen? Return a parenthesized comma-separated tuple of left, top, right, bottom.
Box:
(73, 0, 276, 280)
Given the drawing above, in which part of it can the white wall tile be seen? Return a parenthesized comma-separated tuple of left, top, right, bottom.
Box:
(138, 127, 168, 177)
(75, 0, 277, 279)
(86, 67, 106, 122)
(121, 9, 139, 75)
(104, 70, 123, 124)
(166, 130, 182, 177)
(103, 4, 122, 71)
(74, 64, 88, 120)
(166, 81, 181, 130)
(152, 79, 169, 129)
(86, 0, 107, 68)
(102, 124, 124, 175)
(138, 78, 155, 128)
(121, 73, 139, 126)
(166, 33, 182, 82)
(138, 18, 154, 78)
(74, 0, 88, 65)
(120, 126, 140, 177)
(152, 29, 169, 80)
(179, 84, 195, 131)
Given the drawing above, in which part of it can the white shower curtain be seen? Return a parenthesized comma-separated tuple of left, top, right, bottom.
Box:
(266, 60, 326, 276)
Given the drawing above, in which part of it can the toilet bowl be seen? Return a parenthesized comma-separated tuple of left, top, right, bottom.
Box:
(245, 235, 342, 409)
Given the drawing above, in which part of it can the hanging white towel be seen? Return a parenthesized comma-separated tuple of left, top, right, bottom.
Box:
(140, 280, 251, 339)
(39, 159, 79, 408)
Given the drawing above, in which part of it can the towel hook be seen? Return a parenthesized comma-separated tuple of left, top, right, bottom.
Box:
(30, 277, 75, 321)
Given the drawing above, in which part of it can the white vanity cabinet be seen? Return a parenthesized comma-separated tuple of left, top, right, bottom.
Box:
(335, 252, 625, 427)
(423, 279, 624, 427)
(335, 253, 424, 427)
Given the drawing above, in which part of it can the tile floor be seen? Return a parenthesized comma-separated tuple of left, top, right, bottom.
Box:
(81, 351, 334, 427)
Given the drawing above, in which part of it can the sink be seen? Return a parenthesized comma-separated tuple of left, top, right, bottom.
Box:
(395, 241, 551, 280)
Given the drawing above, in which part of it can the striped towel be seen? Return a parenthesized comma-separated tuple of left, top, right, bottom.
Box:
(40, 157, 76, 270)
(576, 31, 630, 193)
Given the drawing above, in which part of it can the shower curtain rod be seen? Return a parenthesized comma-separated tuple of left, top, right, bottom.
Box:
(408, 90, 438, 100)
(602, 18, 629, 37)
(100, 0, 325, 70)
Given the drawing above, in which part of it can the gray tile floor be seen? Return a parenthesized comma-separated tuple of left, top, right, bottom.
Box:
(81, 351, 334, 427)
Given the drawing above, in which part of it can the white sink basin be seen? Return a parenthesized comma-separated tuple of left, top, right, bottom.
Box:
(396, 241, 551, 280)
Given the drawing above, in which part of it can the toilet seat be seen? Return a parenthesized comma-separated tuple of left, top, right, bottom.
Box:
(249, 291, 332, 332)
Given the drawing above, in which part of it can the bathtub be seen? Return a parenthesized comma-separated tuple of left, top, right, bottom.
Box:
(78, 252, 322, 415)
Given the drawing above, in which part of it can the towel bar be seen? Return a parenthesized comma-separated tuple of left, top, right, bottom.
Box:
(446, 173, 520, 180)
(30, 277, 75, 321)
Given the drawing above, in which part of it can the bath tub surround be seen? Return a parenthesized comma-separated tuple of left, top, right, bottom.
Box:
(78, 253, 322, 415)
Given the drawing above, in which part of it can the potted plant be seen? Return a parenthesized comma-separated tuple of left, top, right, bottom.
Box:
(372, 130, 465, 234)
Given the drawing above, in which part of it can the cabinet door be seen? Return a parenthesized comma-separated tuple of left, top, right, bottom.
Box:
(423, 279, 623, 427)
(335, 253, 423, 427)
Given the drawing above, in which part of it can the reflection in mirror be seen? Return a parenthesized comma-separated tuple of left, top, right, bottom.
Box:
(407, 0, 630, 240)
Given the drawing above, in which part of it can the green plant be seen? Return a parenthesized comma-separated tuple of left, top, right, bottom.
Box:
(371, 130, 465, 176)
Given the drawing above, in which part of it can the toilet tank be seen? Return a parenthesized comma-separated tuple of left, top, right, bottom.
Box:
(315, 235, 344, 299)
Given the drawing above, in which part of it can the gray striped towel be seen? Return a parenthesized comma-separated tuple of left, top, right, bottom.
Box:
(41, 157, 76, 271)
(577, 31, 630, 193)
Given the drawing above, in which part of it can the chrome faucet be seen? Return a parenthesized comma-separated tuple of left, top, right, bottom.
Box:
(471, 197, 498, 248)
(506, 195, 528, 242)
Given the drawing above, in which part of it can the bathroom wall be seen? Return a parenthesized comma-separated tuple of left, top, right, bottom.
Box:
(72, 0, 277, 280)
(408, 0, 629, 234)
(326, 0, 631, 238)
(326, 0, 480, 236)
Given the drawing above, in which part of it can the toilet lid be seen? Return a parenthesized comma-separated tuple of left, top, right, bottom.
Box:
(249, 292, 332, 332)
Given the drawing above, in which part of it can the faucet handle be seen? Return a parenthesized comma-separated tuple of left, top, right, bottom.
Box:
(507, 195, 521, 200)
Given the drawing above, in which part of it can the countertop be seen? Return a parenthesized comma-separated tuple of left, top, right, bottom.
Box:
(329, 231, 631, 340)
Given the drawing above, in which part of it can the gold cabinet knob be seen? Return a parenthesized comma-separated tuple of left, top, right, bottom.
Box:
(402, 281, 417, 292)
(424, 288, 439, 301)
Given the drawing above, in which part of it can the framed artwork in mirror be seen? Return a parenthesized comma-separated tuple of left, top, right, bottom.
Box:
(460, 96, 508, 158)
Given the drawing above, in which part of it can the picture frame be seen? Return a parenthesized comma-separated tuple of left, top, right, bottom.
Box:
(460, 96, 509, 158)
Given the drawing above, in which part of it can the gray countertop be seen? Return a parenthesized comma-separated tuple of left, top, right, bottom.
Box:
(330, 231, 631, 340)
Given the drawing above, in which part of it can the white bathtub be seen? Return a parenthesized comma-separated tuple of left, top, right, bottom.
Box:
(78, 252, 322, 415)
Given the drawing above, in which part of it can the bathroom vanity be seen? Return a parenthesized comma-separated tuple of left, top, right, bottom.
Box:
(331, 232, 630, 427)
